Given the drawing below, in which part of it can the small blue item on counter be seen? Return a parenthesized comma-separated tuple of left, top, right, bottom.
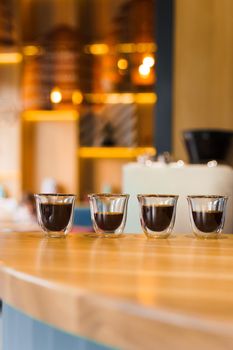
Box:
(73, 207, 92, 227)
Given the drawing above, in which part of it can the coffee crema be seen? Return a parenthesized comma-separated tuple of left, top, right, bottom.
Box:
(94, 212, 123, 231)
(192, 210, 223, 232)
(40, 203, 72, 231)
(142, 204, 174, 232)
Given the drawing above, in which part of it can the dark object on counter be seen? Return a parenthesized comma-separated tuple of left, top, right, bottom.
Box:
(102, 123, 115, 146)
(183, 129, 233, 164)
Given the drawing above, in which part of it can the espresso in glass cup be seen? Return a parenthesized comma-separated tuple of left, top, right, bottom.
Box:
(34, 194, 76, 238)
(187, 195, 228, 238)
(137, 195, 178, 238)
(88, 194, 129, 237)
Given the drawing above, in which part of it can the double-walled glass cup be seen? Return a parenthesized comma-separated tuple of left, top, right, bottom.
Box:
(34, 194, 76, 238)
(137, 195, 179, 238)
(187, 195, 228, 238)
(88, 194, 129, 237)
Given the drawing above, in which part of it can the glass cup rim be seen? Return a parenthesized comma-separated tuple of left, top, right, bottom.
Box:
(137, 194, 179, 198)
(88, 193, 129, 199)
(34, 193, 76, 198)
(187, 195, 228, 199)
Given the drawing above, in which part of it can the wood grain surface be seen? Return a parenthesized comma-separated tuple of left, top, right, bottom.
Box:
(1, 232, 233, 349)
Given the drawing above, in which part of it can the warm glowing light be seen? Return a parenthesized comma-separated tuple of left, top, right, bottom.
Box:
(89, 44, 109, 55)
(72, 90, 83, 105)
(116, 43, 136, 53)
(84, 93, 156, 104)
(136, 43, 150, 53)
(135, 93, 157, 104)
(117, 58, 128, 70)
(85, 93, 106, 104)
(0, 52, 22, 64)
(79, 147, 156, 159)
(116, 42, 156, 53)
(23, 45, 41, 56)
(143, 55, 155, 67)
(105, 94, 119, 104)
(120, 93, 134, 104)
(106, 93, 134, 104)
(84, 42, 157, 55)
(22, 111, 79, 122)
(136, 43, 157, 53)
(50, 88, 62, 104)
(139, 64, 150, 76)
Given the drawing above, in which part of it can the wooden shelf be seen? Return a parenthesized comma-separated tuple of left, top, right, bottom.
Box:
(22, 93, 157, 115)
(84, 92, 157, 104)
(0, 52, 22, 64)
(22, 110, 79, 122)
(78, 147, 156, 159)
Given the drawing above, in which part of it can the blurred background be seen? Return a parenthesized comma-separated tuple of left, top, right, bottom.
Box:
(0, 0, 232, 225)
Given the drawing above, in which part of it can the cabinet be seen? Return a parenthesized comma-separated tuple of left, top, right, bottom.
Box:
(0, 0, 157, 199)
(21, 110, 155, 200)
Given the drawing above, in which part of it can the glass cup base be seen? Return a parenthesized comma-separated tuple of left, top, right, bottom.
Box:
(96, 231, 123, 238)
(145, 231, 172, 239)
(193, 232, 221, 239)
(45, 231, 67, 238)
(102, 233, 123, 238)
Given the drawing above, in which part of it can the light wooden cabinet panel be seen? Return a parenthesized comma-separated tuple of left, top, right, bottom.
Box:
(173, 0, 233, 161)
(22, 111, 78, 195)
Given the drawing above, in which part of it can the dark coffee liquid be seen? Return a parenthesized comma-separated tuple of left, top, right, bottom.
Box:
(142, 205, 174, 232)
(192, 210, 223, 232)
(40, 203, 72, 231)
(94, 212, 123, 231)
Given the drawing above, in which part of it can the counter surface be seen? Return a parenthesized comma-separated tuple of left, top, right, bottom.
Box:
(1, 232, 233, 349)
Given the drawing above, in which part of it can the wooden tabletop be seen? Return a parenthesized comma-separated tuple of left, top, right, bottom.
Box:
(1, 232, 233, 349)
